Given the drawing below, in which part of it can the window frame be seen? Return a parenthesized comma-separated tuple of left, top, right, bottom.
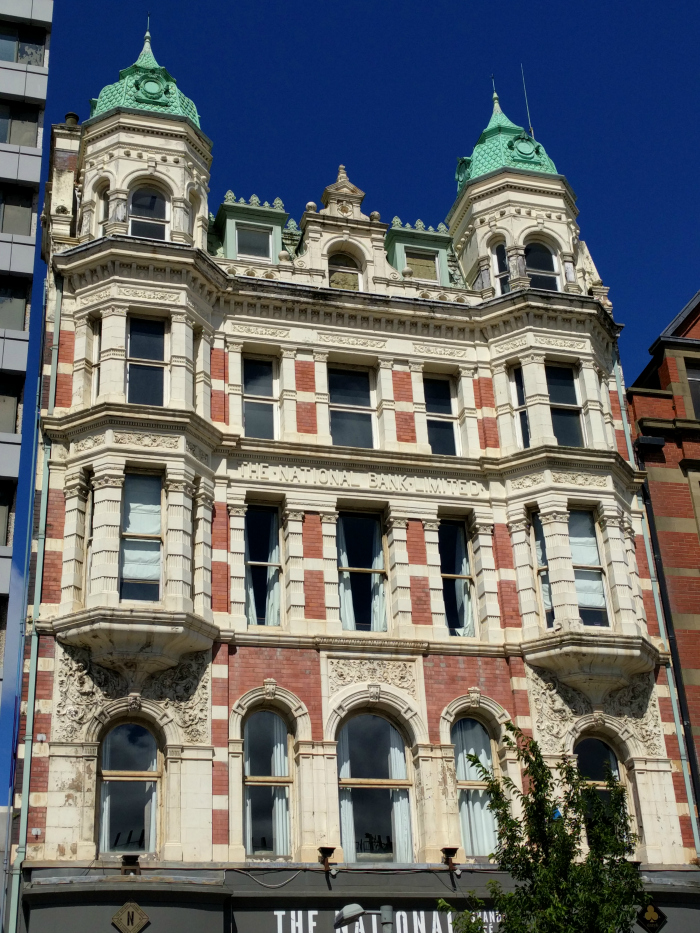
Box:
(452, 716, 499, 797)
(530, 513, 554, 628)
(126, 315, 169, 407)
(438, 519, 476, 637)
(0, 102, 39, 148)
(404, 248, 439, 283)
(128, 186, 170, 241)
(244, 503, 283, 627)
(423, 374, 459, 456)
(0, 274, 28, 331)
(328, 253, 362, 292)
(243, 709, 293, 858)
(119, 472, 164, 603)
(492, 242, 510, 295)
(91, 317, 102, 402)
(684, 357, 700, 419)
(328, 363, 377, 449)
(236, 223, 272, 261)
(0, 24, 45, 66)
(524, 241, 560, 292)
(569, 508, 610, 627)
(546, 362, 585, 448)
(510, 365, 530, 449)
(0, 185, 33, 236)
(336, 510, 389, 633)
(242, 355, 279, 440)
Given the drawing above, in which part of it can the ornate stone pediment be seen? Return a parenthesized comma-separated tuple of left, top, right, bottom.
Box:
(328, 658, 416, 698)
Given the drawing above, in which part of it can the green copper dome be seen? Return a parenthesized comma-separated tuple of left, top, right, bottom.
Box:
(89, 30, 200, 127)
(456, 92, 556, 192)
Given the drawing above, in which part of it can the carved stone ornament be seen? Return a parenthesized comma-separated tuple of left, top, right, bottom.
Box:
(114, 432, 180, 449)
(552, 471, 607, 488)
(527, 666, 663, 757)
(494, 337, 528, 355)
(467, 686, 481, 707)
(186, 441, 210, 465)
(328, 658, 416, 699)
(412, 343, 468, 359)
(142, 651, 210, 744)
(229, 324, 289, 338)
(368, 683, 381, 703)
(511, 473, 545, 491)
(318, 333, 386, 349)
(538, 337, 586, 351)
(263, 678, 277, 699)
(73, 434, 105, 453)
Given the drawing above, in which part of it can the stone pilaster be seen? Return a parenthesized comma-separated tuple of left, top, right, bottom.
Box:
(314, 351, 332, 443)
(283, 507, 304, 625)
(295, 740, 342, 862)
(598, 506, 639, 635)
(493, 361, 517, 454)
(578, 360, 608, 451)
(507, 511, 539, 640)
(280, 347, 297, 440)
(456, 364, 480, 456)
(228, 737, 245, 861)
(410, 362, 431, 453)
(424, 518, 447, 636)
(413, 744, 463, 863)
(539, 505, 579, 628)
(59, 470, 89, 615)
(86, 463, 124, 608)
(386, 513, 410, 630)
(164, 471, 196, 611)
(193, 479, 214, 622)
(376, 357, 396, 449)
(195, 329, 212, 421)
(169, 311, 194, 411)
(320, 511, 340, 627)
(226, 339, 243, 434)
(227, 495, 247, 629)
(521, 352, 556, 446)
(469, 514, 501, 643)
(71, 315, 91, 408)
(97, 306, 126, 404)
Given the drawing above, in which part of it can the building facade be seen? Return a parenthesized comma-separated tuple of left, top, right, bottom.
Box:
(11, 30, 700, 933)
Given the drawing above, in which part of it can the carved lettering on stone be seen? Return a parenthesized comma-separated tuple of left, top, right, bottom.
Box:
(527, 666, 592, 755)
(510, 472, 545, 491)
(142, 651, 210, 743)
(328, 658, 416, 698)
(552, 471, 608, 488)
(54, 645, 128, 741)
(113, 432, 180, 449)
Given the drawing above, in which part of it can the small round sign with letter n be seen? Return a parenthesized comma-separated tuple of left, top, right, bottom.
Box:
(112, 901, 150, 933)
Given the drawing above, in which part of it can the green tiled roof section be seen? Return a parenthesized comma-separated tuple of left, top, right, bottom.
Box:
(90, 31, 200, 127)
(456, 93, 557, 191)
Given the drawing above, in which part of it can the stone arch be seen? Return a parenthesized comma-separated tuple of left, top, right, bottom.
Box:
(439, 691, 512, 745)
(485, 230, 512, 251)
(230, 683, 312, 742)
(568, 714, 644, 763)
(322, 234, 373, 267)
(85, 697, 180, 747)
(517, 224, 568, 256)
(324, 682, 429, 746)
(122, 169, 176, 201)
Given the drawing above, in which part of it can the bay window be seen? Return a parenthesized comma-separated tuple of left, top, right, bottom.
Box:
(243, 357, 276, 439)
(244, 711, 291, 857)
(99, 724, 158, 854)
(329, 367, 374, 448)
(424, 377, 457, 456)
(511, 366, 530, 448)
(338, 715, 413, 863)
(129, 187, 168, 240)
(525, 242, 559, 291)
(245, 506, 281, 626)
(336, 513, 386, 632)
(438, 520, 475, 636)
(452, 718, 498, 857)
(493, 243, 510, 295)
(127, 317, 166, 406)
(531, 514, 554, 627)
(120, 474, 162, 601)
(546, 365, 583, 447)
(569, 510, 608, 626)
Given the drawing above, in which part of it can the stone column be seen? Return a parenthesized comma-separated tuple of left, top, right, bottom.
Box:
(282, 507, 304, 626)
(169, 311, 194, 411)
(193, 479, 214, 622)
(195, 329, 212, 421)
(507, 510, 539, 641)
(413, 744, 463, 863)
(227, 339, 243, 434)
(578, 360, 608, 451)
(86, 463, 124, 608)
(601, 372, 617, 451)
(598, 506, 639, 635)
(626, 756, 685, 865)
(476, 255, 495, 298)
(162, 744, 183, 861)
(171, 198, 192, 245)
(521, 352, 556, 446)
(493, 361, 517, 454)
(59, 470, 89, 615)
(314, 351, 332, 444)
(279, 347, 298, 440)
(386, 513, 410, 630)
(410, 362, 431, 453)
(561, 251, 582, 294)
(228, 495, 247, 628)
(539, 504, 579, 628)
(376, 358, 396, 450)
(470, 514, 502, 643)
(97, 306, 127, 404)
(624, 515, 647, 626)
(103, 190, 128, 236)
(506, 245, 530, 289)
(228, 737, 245, 861)
(71, 314, 91, 408)
(164, 471, 196, 612)
(295, 740, 342, 861)
(456, 364, 481, 457)
(320, 511, 340, 628)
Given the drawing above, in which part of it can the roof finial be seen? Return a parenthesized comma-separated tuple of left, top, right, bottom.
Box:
(491, 74, 501, 113)
(337, 164, 348, 182)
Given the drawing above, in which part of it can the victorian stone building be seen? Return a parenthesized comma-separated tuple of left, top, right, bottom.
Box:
(9, 30, 700, 933)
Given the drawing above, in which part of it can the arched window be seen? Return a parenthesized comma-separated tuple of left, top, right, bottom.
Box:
(452, 718, 498, 857)
(493, 243, 510, 295)
(575, 737, 619, 803)
(244, 710, 291, 856)
(329, 253, 360, 291)
(524, 242, 559, 291)
(99, 723, 159, 854)
(338, 714, 413, 863)
(99, 187, 110, 233)
(129, 186, 168, 240)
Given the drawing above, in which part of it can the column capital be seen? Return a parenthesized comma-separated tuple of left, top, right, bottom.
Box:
(458, 364, 477, 379)
(281, 347, 298, 359)
(319, 510, 338, 524)
(313, 351, 329, 363)
(225, 338, 243, 352)
(164, 478, 196, 498)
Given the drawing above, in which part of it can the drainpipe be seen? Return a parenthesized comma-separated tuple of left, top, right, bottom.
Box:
(5, 276, 61, 933)
(614, 355, 700, 854)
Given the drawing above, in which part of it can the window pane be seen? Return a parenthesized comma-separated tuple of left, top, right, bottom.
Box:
(338, 514, 382, 570)
(9, 109, 38, 147)
(245, 710, 288, 777)
(442, 577, 473, 633)
(17, 28, 44, 66)
(689, 379, 700, 419)
(1, 190, 32, 236)
(130, 318, 165, 361)
(529, 273, 559, 291)
(345, 787, 394, 861)
(121, 540, 161, 587)
(531, 514, 547, 567)
(0, 394, 17, 433)
(574, 569, 607, 609)
(120, 580, 159, 600)
(499, 276, 510, 295)
(329, 269, 359, 290)
(427, 419, 456, 455)
(243, 358, 273, 396)
(123, 475, 161, 534)
(329, 368, 371, 407)
(237, 226, 270, 259)
(459, 788, 497, 857)
(424, 378, 452, 414)
(438, 522, 469, 576)
(569, 511, 600, 565)
(546, 366, 577, 405)
(576, 738, 618, 781)
(128, 364, 164, 405)
(344, 715, 393, 779)
(405, 251, 438, 281)
(519, 410, 531, 448)
(551, 408, 583, 447)
(245, 507, 278, 563)
(329, 254, 358, 269)
(495, 243, 508, 274)
(130, 219, 166, 239)
(513, 367, 526, 407)
(244, 400, 275, 439)
(0, 30, 17, 62)
(245, 785, 289, 855)
(0, 104, 9, 144)
(131, 188, 166, 219)
(452, 718, 492, 779)
(525, 242, 555, 272)
(330, 410, 373, 448)
(102, 781, 155, 852)
(102, 724, 156, 771)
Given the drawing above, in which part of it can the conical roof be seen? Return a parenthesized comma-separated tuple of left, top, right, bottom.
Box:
(89, 30, 200, 127)
(455, 92, 556, 192)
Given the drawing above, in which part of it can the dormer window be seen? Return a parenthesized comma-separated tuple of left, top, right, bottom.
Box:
(524, 242, 559, 291)
(405, 249, 438, 282)
(493, 243, 510, 295)
(237, 225, 271, 260)
(329, 253, 360, 291)
(129, 187, 168, 240)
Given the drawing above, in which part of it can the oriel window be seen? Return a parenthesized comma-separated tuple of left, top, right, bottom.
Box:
(424, 377, 457, 456)
(243, 358, 276, 439)
(244, 506, 281, 626)
(525, 242, 559, 291)
(329, 253, 360, 291)
(405, 249, 438, 281)
(438, 521, 475, 636)
(336, 513, 386, 632)
(99, 724, 158, 854)
(329, 367, 374, 449)
(531, 514, 554, 627)
(452, 718, 498, 857)
(569, 510, 608, 626)
(493, 243, 510, 295)
(546, 365, 583, 447)
(244, 711, 291, 857)
(338, 715, 413, 864)
(120, 474, 162, 601)
(511, 366, 530, 448)
(127, 317, 166, 406)
(237, 225, 271, 260)
(129, 187, 168, 240)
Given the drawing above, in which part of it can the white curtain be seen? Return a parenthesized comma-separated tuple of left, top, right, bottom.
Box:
(569, 512, 606, 610)
(121, 539, 161, 583)
(388, 724, 412, 862)
(244, 787, 253, 854)
(453, 526, 474, 637)
(533, 516, 553, 619)
(265, 511, 281, 626)
(144, 782, 156, 852)
(99, 783, 111, 853)
(337, 727, 356, 861)
(121, 474, 161, 585)
(271, 715, 289, 854)
(370, 519, 386, 632)
(337, 518, 356, 631)
(453, 719, 497, 857)
(244, 530, 258, 627)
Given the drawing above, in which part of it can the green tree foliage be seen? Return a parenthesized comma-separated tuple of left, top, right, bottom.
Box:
(439, 724, 647, 933)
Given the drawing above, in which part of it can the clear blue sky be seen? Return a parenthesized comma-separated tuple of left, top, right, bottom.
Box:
(46, 0, 700, 381)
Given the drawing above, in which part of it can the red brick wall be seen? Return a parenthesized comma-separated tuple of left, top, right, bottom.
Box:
(58, 329, 74, 365)
(211, 502, 229, 612)
(492, 524, 520, 628)
(54, 373, 72, 409)
(410, 576, 432, 624)
(473, 376, 499, 450)
(406, 520, 427, 566)
(304, 570, 326, 619)
(302, 513, 323, 558)
(395, 411, 416, 443)
(19, 636, 54, 847)
(392, 370, 413, 402)
(297, 401, 317, 434)
(295, 360, 315, 393)
(210, 349, 228, 424)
